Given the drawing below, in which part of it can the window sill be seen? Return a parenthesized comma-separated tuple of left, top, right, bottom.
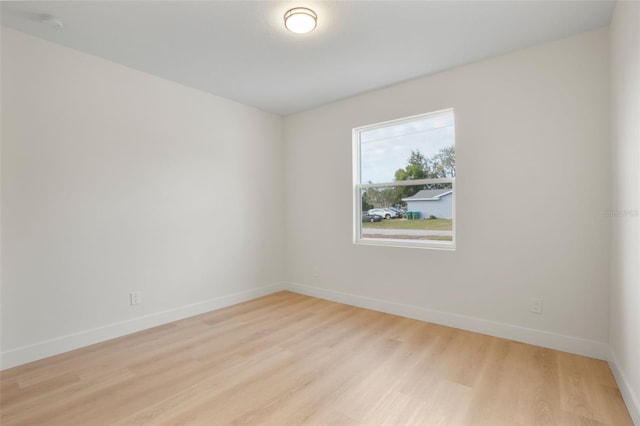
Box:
(354, 237, 456, 251)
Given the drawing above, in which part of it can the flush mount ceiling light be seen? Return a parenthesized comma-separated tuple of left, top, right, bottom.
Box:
(284, 7, 317, 34)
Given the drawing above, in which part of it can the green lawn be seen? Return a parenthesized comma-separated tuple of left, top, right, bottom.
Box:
(363, 218, 452, 231)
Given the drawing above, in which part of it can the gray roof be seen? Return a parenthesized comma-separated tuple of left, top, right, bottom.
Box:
(402, 189, 453, 201)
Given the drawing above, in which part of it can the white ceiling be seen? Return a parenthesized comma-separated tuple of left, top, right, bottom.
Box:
(1, 1, 615, 115)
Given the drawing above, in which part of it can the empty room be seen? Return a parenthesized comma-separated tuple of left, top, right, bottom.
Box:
(1, 1, 638, 425)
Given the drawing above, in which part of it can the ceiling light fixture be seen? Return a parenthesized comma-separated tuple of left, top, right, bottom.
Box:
(284, 7, 317, 34)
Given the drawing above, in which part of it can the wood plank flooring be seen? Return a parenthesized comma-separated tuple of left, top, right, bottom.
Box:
(0, 291, 633, 425)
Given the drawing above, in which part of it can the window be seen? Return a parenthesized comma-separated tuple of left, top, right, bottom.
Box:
(353, 109, 456, 249)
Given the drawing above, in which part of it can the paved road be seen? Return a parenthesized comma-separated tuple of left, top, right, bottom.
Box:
(361, 228, 453, 236)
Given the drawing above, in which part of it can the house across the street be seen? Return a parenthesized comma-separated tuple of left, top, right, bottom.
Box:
(402, 188, 453, 219)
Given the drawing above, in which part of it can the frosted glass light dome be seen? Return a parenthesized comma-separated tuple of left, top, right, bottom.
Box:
(284, 7, 317, 34)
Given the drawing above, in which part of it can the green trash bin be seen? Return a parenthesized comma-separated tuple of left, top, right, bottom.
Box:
(413, 211, 421, 219)
(407, 211, 414, 220)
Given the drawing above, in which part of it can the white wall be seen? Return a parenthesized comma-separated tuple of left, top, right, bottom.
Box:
(284, 28, 611, 358)
(0, 17, 636, 422)
(609, 1, 640, 423)
(1, 28, 285, 369)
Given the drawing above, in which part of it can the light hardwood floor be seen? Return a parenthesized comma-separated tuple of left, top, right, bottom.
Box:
(0, 291, 633, 425)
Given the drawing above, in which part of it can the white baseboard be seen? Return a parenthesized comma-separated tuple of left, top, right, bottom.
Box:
(284, 282, 611, 360)
(0, 280, 615, 374)
(4, 280, 636, 422)
(0, 282, 286, 370)
(3, 280, 636, 421)
(609, 349, 640, 425)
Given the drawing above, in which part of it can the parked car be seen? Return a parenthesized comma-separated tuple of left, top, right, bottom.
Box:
(368, 208, 396, 219)
(388, 207, 405, 218)
(362, 213, 383, 222)
(383, 208, 399, 218)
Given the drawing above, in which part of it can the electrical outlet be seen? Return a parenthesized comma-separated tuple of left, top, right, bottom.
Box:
(529, 297, 543, 314)
(130, 291, 141, 306)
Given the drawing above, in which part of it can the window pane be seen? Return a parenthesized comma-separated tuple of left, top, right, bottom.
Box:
(360, 184, 454, 242)
(354, 109, 456, 249)
(360, 112, 455, 184)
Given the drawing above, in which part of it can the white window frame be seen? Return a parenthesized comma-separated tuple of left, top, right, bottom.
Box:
(352, 109, 456, 250)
